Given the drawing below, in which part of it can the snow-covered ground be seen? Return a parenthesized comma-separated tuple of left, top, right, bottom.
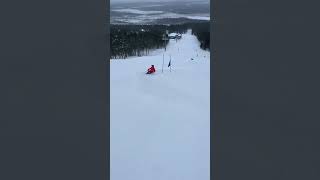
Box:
(110, 30, 210, 180)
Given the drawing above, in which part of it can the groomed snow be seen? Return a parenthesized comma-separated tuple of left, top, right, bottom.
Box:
(110, 30, 210, 180)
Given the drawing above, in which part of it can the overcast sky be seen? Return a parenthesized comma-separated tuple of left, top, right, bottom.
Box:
(111, 0, 209, 4)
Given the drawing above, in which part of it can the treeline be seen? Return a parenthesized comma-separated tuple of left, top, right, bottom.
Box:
(190, 23, 210, 50)
(111, 25, 168, 59)
(110, 22, 210, 59)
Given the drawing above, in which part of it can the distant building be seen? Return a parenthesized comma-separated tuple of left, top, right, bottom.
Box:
(168, 33, 182, 39)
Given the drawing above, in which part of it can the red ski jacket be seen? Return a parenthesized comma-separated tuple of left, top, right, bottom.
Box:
(148, 66, 156, 73)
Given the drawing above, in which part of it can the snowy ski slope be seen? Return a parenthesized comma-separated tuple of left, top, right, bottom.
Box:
(110, 29, 210, 180)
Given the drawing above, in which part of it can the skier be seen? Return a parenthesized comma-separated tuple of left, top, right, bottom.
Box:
(146, 65, 156, 74)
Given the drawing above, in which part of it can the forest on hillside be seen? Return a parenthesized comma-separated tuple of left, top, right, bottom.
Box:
(111, 22, 210, 59)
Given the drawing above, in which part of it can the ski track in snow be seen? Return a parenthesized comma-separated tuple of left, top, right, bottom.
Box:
(110, 30, 210, 180)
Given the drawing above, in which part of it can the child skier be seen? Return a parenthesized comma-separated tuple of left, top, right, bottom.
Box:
(146, 65, 156, 74)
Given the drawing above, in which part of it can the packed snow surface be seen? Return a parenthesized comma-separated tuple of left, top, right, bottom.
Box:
(110, 30, 210, 180)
